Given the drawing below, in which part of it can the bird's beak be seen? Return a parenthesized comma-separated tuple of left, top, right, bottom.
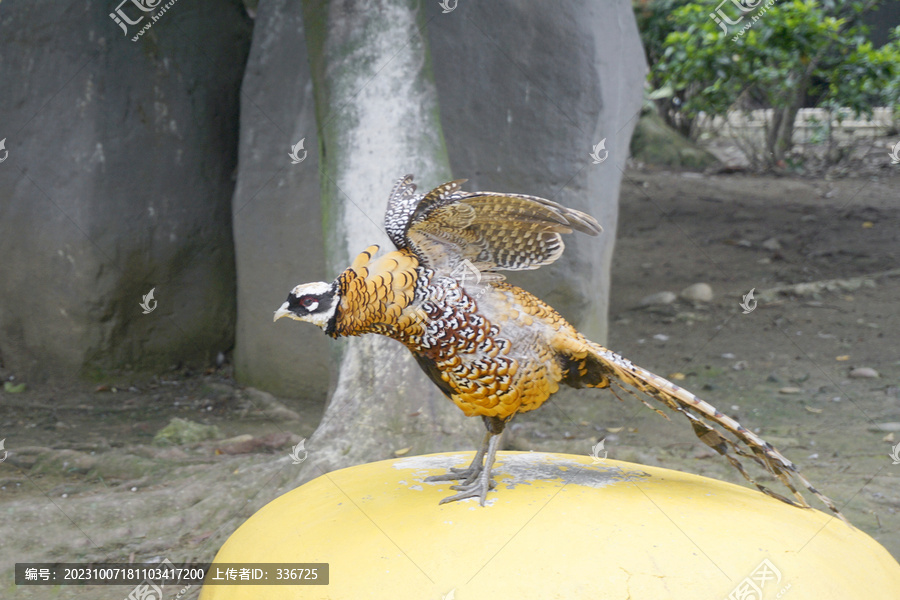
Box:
(273, 302, 292, 323)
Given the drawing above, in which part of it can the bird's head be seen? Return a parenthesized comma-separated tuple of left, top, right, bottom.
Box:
(273, 281, 340, 331)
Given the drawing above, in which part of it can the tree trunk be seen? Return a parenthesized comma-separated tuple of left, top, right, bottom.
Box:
(767, 67, 814, 167)
(297, 0, 478, 478)
(769, 99, 804, 166)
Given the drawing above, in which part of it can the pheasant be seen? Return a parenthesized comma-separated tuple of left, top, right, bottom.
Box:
(274, 175, 847, 522)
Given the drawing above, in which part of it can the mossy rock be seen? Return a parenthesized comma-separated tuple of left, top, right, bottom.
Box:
(153, 417, 222, 446)
(631, 108, 719, 169)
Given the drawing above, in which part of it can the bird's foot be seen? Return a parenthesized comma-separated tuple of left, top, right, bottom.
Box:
(425, 464, 483, 485)
(437, 471, 496, 506)
(429, 430, 502, 506)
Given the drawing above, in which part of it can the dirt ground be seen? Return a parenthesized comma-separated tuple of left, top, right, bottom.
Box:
(2, 162, 898, 598)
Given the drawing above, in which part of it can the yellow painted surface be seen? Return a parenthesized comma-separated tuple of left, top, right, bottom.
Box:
(201, 452, 900, 599)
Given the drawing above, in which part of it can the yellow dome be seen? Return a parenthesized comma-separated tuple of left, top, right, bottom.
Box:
(201, 452, 900, 599)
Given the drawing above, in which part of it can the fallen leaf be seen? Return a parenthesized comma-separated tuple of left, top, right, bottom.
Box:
(606, 427, 625, 433)
(805, 406, 823, 414)
(669, 372, 686, 381)
(884, 433, 895, 443)
(394, 447, 411, 456)
(862, 221, 874, 228)
(835, 355, 850, 361)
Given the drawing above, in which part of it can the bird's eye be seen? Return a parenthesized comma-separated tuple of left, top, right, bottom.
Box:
(300, 296, 317, 309)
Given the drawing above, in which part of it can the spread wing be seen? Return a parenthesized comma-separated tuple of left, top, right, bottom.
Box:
(384, 174, 423, 250)
(383, 175, 601, 276)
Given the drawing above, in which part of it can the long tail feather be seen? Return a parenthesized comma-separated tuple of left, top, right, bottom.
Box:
(592, 343, 849, 524)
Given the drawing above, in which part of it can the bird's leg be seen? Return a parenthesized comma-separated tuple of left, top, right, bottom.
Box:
(438, 432, 502, 506)
(424, 431, 492, 484)
(429, 416, 507, 505)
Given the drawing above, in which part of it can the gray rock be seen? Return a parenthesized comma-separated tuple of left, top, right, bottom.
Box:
(0, 0, 252, 381)
(230, 0, 330, 398)
(680, 283, 714, 302)
(639, 291, 677, 306)
(761, 237, 783, 250)
(868, 423, 900, 432)
(243, 387, 300, 421)
(427, 0, 647, 344)
(849, 367, 880, 379)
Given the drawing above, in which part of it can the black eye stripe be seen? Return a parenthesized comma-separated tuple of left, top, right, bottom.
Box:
(287, 293, 329, 313)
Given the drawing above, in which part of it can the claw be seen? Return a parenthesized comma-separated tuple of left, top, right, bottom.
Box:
(431, 432, 502, 506)
(425, 464, 482, 484)
(438, 474, 494, 505)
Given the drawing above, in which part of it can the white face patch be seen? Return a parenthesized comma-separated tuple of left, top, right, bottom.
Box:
(292, 281, 332, 297)
(303, 298, 337, 329)
(274, 281, 339, 330)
